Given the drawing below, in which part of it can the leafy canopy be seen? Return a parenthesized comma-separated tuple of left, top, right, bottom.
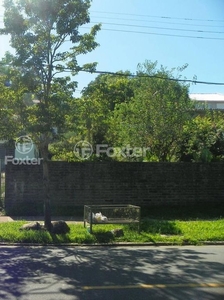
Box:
(1, 0, 101, 145)
(108, 61, 194, 161)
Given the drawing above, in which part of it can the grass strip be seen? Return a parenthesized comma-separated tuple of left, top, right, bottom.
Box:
(0, 219, 224, 245)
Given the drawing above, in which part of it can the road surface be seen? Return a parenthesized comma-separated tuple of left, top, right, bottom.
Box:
(0, 245, 224, 300)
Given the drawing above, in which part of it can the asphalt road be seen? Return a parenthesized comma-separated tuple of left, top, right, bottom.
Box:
(0, 245, 224, 300)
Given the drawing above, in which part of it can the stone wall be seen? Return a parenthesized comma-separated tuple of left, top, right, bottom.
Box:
(5, 162, 224, 215)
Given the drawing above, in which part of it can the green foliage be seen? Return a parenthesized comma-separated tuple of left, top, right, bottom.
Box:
(49, 133, 82, 161)
(108, 61, 194, 161)
(65, 61, 195, 162)
(180, 111, 224, 162)
(1, 0, 101, 151)
(52, 60, 224, 163)
(70, 72, 134, 147)
(0, 55, 26, 139)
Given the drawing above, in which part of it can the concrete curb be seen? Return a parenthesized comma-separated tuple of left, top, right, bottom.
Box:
(0, 241, 224, 247)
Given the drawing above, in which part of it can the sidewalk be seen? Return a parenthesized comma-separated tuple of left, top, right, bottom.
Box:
(0, 216, 14, 222)
(0, 216, 83, 224)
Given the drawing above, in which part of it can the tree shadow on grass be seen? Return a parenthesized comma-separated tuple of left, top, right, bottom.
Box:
(49, 233, 72, 244)
(92, 230, 115, 243)
(140, 218, 182, 235)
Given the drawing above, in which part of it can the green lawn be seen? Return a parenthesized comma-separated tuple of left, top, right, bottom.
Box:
(0, 218, 224, 245)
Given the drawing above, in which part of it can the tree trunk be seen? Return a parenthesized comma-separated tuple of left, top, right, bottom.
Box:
(42, 143, 51, 231)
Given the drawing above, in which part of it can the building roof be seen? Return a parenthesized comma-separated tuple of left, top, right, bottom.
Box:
(189, 93, 224, 102)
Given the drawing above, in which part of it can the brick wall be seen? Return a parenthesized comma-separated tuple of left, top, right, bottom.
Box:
(4, 162, 224, 215)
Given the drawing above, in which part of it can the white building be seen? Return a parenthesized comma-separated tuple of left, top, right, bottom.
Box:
(189, 93, 224, 110)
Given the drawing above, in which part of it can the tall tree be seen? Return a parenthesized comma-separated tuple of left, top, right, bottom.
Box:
(1, 0, 100, 230)
(74, 72, 134, 146)
(108, 61, 195, 161)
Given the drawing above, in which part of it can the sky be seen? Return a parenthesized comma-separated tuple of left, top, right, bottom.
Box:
(0, 0, 224, 97)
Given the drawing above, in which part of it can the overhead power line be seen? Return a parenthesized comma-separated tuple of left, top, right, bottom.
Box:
(1, 61, 224, 86)
(1, 14, 224, 28)
(82, 26, 224, 40)
(90, 10, 224, 23)
(91, 15, 224, 28)
(75, 69, 224, 86)
(1, 10, 223, 23)
(90, 21, 224, 34)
